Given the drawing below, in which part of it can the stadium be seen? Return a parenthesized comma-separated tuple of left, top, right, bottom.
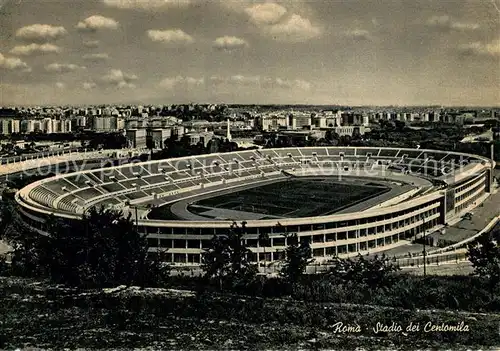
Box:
(15, 147, 495, 266)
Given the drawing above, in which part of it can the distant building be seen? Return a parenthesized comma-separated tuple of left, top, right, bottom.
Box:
(93, 116, 123, 131)
(259, 115, 288, 131)
(0, 119, 20, 135)
(125, 129, 147, 148)
(149, 128, 172, 149)
(185, 131, 214, 147)
(332, 126, 366, 137)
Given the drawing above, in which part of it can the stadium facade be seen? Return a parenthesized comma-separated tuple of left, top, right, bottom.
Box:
(15, 147, 495, 265)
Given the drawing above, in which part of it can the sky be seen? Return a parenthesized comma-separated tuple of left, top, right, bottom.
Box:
(0, 0, 498, 106)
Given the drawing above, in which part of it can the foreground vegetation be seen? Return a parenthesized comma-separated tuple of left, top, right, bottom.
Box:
(1, 276, 499, 350)
(1, 196, 500, 349)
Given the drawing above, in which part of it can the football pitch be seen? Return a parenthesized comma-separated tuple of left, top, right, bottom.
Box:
(192, 178, 389, 218)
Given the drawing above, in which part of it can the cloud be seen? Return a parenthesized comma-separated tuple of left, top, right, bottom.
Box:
(243, 3, 320, 42)
(229, 75, 261, 86)
(102, 0, 191, 10)
(76, 15, 119, 32)
(9, 43, 61, 56)
(262, 77, 312, 90)
(426, 15, 479, 31)
(15, 24, 67, 42)
(45, 63, 87, 73)
(82, 53, 110, 61)
(267, 14, 321, 42)
(147, 29, 194, 44)
(458, 39, 500, 57)
(345, 29, 371, 41)
(209, 75, 260, 86)
(210, 75, 312, 90)
(159, 76, 204, 89)
(0, 53, 30, 71)
(83, 82, 97, 90)
(293, 79, 312, 91)
(101, 69, 138, 88)
(83, 40, 100, 48)
(244, 3, 287, 25)
(213, 36, 248, 51)
(55, 82, 65, 89)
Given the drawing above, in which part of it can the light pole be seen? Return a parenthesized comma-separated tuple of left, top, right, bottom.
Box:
(422, 215, 427, 277)
(134, 206, 139, 232)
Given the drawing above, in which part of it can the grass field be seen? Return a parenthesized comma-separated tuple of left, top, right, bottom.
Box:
(193, 178, 389, 218)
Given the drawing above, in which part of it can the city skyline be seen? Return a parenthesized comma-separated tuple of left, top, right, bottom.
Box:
(0, 0, 499, 107)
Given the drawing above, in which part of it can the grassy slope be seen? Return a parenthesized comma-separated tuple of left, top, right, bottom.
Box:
(1, 277, 499, 350)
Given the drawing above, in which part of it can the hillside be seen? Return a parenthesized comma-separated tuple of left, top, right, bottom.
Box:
(1, 277, 499, 350)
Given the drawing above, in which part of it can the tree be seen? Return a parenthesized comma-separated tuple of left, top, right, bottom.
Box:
(43, 206, 169, 288)
(467, 228, 500, 292)
(280, 233, 313, 283)
(0, 196, 48, 277)
(326, 253, 400, 289)
(201, 221, 257, 290)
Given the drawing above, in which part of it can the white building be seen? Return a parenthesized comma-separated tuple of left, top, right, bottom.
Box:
(125, 129, 147, 148)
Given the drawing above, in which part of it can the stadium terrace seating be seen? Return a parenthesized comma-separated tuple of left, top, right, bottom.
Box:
(159, 184, 180, 192)
(280, 164, 299, 171)
(258, 150, 280, 159)
(196, 178, 211, 184)
(66, 174, 94, 188)
(216, 153, 237, 163)
(198, 155, 227, 166)
(441, 153, 471, 164)
(58, 195, 79, 212)
(168, 171, 193, 181)
(84, 173, 104, 184)
(118, 166, 138, 178)
(90, 171, 112, 183)
(260, 167, 277, 174)
(92, 197, 121, 208)
(41, 182, 69, 196)
(155, 163, 177, 174)
(316, 155, 341, 162)
(342, 156, 362, 163)
(419, 151, 446, 161)
(236, 150, 260, 161)
(221, 173, 240, 180)
(61, 179, 80, 192)
(143, 174, 170, 185)
(378, 149, 400, 157)
(328, 148, 355, 156)
(31, 187, 59, 208)
(101, 182, 126, 193)
(183, 180, 199, 187)
(205, 174, 224, 182)
(130, 164, 151, 176)
(204, 164, 224, 173)
(405, 158, 426, 166)
(74, 188, 104, 201)
(244, 168, 262, 176)
(108, 169, 127, 181)
(124, 191, 149, 200)
(142, 187, 164, 196)
(121, 179, 148, 188)
(237, 160, 256, 169)
(356, 148, 380, 156)
(186, 158, 205, 169)
(42, 179, 78, 194)
(400, 150, 424, 159)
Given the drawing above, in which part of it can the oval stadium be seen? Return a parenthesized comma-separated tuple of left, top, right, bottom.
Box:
(15, 147, 495, 267)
